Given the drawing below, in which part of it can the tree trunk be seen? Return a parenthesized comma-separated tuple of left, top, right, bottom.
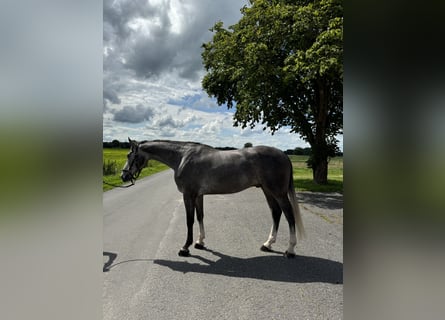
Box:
(296, 79, 333, 185)
(313, 157, 328, 184)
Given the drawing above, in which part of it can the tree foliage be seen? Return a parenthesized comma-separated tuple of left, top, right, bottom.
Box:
(202, 0, 343, 183)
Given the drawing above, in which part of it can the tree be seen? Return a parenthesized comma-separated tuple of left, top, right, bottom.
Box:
(202, 0, 343, 184)
(244, 142, 253, 148)
(111, 139, 120, 148)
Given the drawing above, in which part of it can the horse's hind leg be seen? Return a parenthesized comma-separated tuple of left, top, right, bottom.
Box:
(261, 192, 282, 252)
(194, 195, 206, 250)
(277, 196, 297, 258)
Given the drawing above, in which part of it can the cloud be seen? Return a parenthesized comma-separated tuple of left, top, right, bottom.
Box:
(104, 0, 160, 42)
(103, 88, 121, 110)
(112, 104, 155, 123)
(102, 1, 318, 151)
(125, 33, 177, 78)
(102, 0, 250, 122)
(104, 0, 177, 79)
(199, 119, 223, 135)
(154, 114, 185, 128)
(104, 0, 248, 82)
(167, 93, 227, 113)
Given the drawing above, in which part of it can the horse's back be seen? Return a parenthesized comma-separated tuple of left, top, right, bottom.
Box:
(247, 145, 292, 168)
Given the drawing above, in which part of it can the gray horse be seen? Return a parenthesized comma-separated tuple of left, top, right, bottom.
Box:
(121, 139, 305, 258)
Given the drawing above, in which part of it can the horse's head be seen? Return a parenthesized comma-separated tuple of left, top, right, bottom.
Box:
(121, 138, 148, 183)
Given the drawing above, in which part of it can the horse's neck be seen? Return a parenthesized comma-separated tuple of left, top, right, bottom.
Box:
(140, 141, 184, 171)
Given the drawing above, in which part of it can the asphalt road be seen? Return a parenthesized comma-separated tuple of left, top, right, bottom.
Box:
(103, 170, 343, 320)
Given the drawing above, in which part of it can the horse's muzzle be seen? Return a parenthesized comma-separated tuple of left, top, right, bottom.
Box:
(121, 171, 132, 182)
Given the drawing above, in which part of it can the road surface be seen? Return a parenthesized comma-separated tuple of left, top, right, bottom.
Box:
(103, 170, 343, 320)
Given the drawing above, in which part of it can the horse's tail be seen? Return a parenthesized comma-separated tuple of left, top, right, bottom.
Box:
(288, 171, 306, 240)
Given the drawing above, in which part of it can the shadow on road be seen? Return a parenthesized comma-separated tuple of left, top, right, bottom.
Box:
(103, 251, 118, 272)
(298, 192, 343, 210)
(103, 251, 156, 272)
(154, 248, 343, 284)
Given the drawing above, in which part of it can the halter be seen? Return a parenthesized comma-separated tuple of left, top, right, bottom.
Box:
(122, 149, 144, 184)
(121, 167, 142, 184)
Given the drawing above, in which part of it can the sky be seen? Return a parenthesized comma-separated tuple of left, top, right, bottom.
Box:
(103, 0, 343, 151)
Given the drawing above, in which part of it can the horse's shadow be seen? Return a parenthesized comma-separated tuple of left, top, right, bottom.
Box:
(153, 248, 343, 284)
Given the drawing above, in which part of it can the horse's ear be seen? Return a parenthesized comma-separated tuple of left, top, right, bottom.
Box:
(128, 137, 137, 149)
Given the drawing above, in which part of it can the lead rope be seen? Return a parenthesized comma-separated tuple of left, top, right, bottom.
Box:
(103, 167, 142, 189)
(102, 180, 135, 188)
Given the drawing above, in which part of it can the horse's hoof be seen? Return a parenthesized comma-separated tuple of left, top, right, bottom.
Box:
(194, 243, 205, 250)
(260, 245, 273, 252)
(178, 248, 190, 257)
(284, 251, 296, 258)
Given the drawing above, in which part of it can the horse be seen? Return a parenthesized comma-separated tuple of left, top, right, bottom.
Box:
(121, 138, 305, 258)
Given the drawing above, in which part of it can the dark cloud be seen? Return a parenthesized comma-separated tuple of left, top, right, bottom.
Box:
(103, 88, 121, 107)
(104, 0, 173, 79)
(112, 104, 155, 123)
(104, 0, 159, 42)
(104, 0, 248, 82)
(125, 32, 177, 78)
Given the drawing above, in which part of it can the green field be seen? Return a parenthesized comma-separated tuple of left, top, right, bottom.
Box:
(103, 149, 343, 193)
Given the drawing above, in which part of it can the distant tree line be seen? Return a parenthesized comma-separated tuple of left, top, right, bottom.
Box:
(284, 147, 312, 156)
(285, 147, 342, 157)
(103, 140, 130, 149)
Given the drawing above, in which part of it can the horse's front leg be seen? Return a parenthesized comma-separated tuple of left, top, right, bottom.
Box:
(178, 193, 196, 257)
(179, 193, 195, 257)
(194, 195, 206, 250)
